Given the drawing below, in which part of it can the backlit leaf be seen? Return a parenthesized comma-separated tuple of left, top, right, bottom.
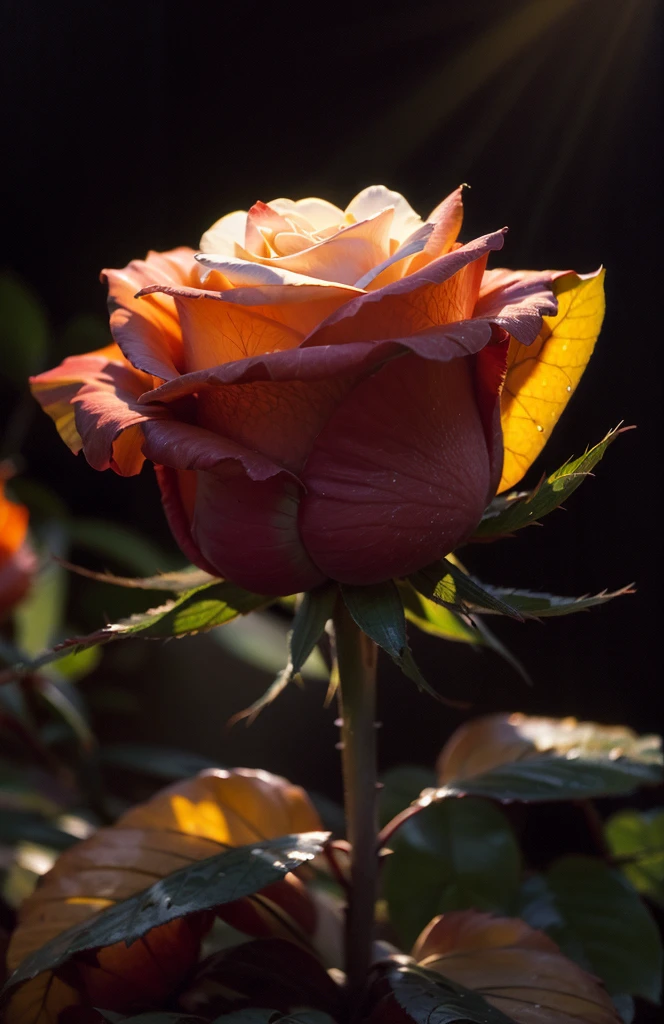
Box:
(475, 425, 625, 538)
(435, 713, 663, 802)
(410, 910, 620, 1023)
(519, 856, 663, 1002)
(3, 769, 323, 1023)
(499, 269, 605, 492)
(410, 560, 523, 620)
(605, 809, 664, 909)
(3, 580, 270, 678)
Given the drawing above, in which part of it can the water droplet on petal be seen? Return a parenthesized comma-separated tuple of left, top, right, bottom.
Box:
(566, 385, 572, 393)
(536, 424, 544, 432)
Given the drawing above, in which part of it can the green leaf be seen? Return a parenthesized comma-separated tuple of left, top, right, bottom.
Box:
(5, 580, 270, 675)
(230, 584, 336, 723)
(437, 713, 663, 803)
(605, 809, 664, 908)
(378, 961, 516, 1024)
(410, 559, 523, 620)
(519, 856, 663, 1002)
(0, 272, 49, 384)
(474, 426, 628, 538)
(100, 743, 220, 780)
(3, 831, 328, 995)
(379, 765, 437, 828)
(384, 798, 521, 948)
(69, 519, 174, 575)
(340, 581, 445, 703)
(463, 583, 634, 618)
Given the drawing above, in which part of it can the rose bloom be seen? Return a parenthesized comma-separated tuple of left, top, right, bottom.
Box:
(31, 186, 570, 596)
(0, 480, 35, 616)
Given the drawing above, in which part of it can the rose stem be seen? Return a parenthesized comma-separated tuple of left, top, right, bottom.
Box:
(332, 597, 379, 1003)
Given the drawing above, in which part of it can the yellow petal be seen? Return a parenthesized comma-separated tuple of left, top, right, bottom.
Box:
(499, 268, 605, 493)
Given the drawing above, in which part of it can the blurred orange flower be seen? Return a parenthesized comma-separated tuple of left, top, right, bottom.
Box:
(0, 478, 36, 617)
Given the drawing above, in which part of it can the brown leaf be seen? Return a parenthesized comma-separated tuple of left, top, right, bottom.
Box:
(5, 768, 322, 1023)
(437, 711, 661, 792)
(413, 910, 620, 1023)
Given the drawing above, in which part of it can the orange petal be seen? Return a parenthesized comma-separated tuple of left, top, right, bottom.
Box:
(103, 247, 196, 381)
(498, 269, 605, 492)
(30, 347, 161, 477)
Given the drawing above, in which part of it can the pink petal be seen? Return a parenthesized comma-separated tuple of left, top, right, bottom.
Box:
(141, 420, 297, 484)
(137, 319, 495, 405)
(472, 334, 511, 499)
(30, 346, 158, 476)
(474, 267, 563, 344)
(189, 472, 325, 595)
(298, 353, 491, 584)
(103, 247, 196, 380)
(154, 467, 220, 577)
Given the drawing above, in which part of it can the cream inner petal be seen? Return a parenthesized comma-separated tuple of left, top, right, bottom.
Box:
(199, 210, 248, 256)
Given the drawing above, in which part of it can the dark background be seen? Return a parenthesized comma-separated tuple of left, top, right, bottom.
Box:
(2, 0, 662, 859)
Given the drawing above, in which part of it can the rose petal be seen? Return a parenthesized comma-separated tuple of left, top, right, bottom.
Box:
(472, 334, 511, 498)
(404, 185, 466, 275)
(171, 293, 305, 373)
(30, 346, 158, 476)
(345, 184, 423, 242)
(233, 207, 396, 285)
(137, 319, 495, 405)
(141, 419, 297, 484)
(302, 229, 506, 348)
(191, 471, 325, 594)
(199, 209, 248, 255)
(354, 221, 435, 289)
(298, 353, 491, 584)
(143, 272, 361, 335)
(154, 466, 220, 577)
(474, 267, 562, 344)
(194, 377, 355, 473)
(103, 247, 196, 380)
(268, 197, 345, 232)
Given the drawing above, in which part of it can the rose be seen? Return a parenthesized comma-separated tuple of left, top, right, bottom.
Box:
(0, 478, 35, 616)
(31, 185, 593, 596)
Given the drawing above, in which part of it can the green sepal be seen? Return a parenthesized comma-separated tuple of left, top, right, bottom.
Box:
(340, 581, 456, 705)
(474, 426, 629, 538)
(230, 582, 337, 724)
